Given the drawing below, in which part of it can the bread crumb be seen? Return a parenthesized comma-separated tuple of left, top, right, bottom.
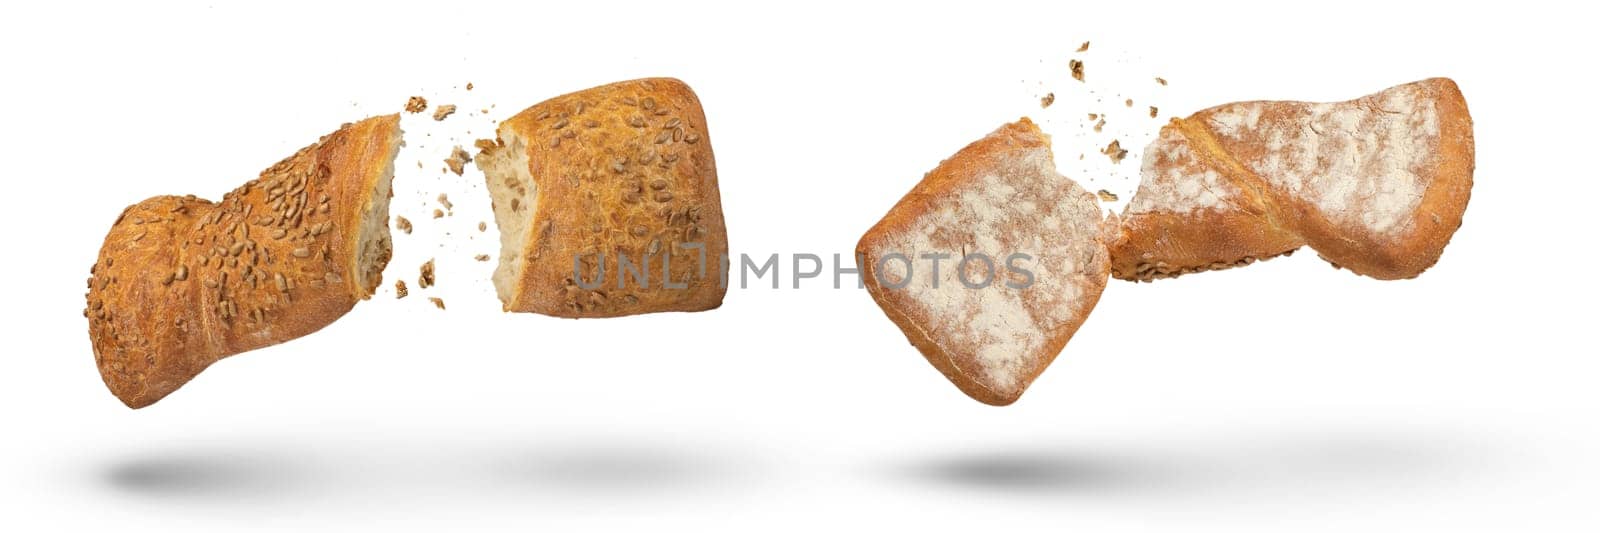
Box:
(465, 82, 474, 91)
(1101, 139, 1128, 163)
(405, 96, 427, 113)
(432, 104, 457, 121)
(1155, 77, 1168, 86)
(1087, 113, 1098, 121)
(1097, 190, 1119, 202)
(1076, 41, 1090, 52)
(475, 254, 490, 262)
(428, 297, 445, 310)
(395, 216, 413, 234)
(433, 208, 444, 219)
(444, 146, 471, 176)
(1040, 92, 1055, 108)
(1094, 117, 1106, 133)
(419, 259, 435, 288)
(1125, 98, 1133, 108)
(478, 221, 487, 232)
(474, 138, 499, 152)
(437, 193, 453, 211)
(1069, 59, 1085, 82)
(394, 280, 408, 299)
(1150, 106, 1159, 118)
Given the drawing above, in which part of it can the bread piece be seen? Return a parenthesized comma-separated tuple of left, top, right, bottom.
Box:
(1111, 78, 1474, 281)
(84, 115, 402, 408)
(857, 119, 1114, 406)
(476, 78, 727, 317)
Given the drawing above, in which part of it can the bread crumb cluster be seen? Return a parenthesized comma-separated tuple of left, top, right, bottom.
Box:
(379, 83, 506, 311)
(1023, 41, 1172, 212)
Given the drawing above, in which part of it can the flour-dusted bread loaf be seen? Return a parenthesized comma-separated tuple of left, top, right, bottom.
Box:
(1112, 78, 1474, 281)
(84, 115, 402, 408)
(476, 78, 727, 317)
(858, 119, 1115, 406)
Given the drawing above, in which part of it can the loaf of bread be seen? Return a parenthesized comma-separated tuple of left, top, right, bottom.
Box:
(476, 78, 727, 317)
(84, 115, 402, 408)
(857, 119, 1115, 405)
(1111, 78, 1474, 281)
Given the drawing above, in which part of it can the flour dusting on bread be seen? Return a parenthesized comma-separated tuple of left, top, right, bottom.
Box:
(1125, 128, 1240, 214)
(861, 120, 1111, 403)
(1214, 84, 1441, 236)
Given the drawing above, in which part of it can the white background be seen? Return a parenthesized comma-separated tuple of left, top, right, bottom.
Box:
(3, 1, 1596, 531)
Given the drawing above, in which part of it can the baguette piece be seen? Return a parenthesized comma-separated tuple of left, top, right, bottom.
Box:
(84, 115, 402, 408)
(476, 78, 727, 317)
(857, 119, 1115, 405)
(1111, 78, 1474, 281)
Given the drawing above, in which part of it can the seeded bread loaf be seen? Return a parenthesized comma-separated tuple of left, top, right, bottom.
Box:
(84, 115, 402, 408)
(476, 78, 727, 317)
(1111, 78, 1474, 281)
(857, 119, 1115, 406)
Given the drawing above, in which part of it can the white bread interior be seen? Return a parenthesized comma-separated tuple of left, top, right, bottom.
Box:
(477, 132, 538, 306)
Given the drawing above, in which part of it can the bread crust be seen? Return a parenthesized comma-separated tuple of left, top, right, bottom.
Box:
(85, 115, 401, 408)
(857, 119, 1113, 405)
(1112, 78, 1474, 281)
(479, 78, 728, 317)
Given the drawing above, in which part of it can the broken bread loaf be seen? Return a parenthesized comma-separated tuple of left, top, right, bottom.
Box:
(1112, 77, 1474, 281)
(857, 118, 1115, 405)
(476, 78, 727, 317)
(84, 115, 402, 408)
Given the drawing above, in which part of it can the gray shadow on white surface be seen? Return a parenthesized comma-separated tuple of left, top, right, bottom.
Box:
(886, 426, 1501, 497)
(92, 435, 755, 504)
(101, 450, 312, 501)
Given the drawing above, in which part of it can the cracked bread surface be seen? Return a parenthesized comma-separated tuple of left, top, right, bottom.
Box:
(1112, 78, 1474, 281)
(476, 78, 727, 318)
(84, 115, 402, 408)
(858, 118, 1114, 406)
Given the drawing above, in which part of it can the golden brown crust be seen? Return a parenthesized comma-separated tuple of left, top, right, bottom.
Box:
(1288, 79, 1475, 278)
(1112, 78, 1474, 281)
(85, 115, 402, 408)
(857, 119, 1113, 405)
(481, 78, 727, 318)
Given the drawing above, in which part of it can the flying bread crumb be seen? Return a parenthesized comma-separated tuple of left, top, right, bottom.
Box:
(419, 259, 435, 289)
(405, 96, 427, 113)
(1101, 139, 1128, 163)
(475, 254, 490, 262)
(1150, 106, 1159, 118)
(478, 221, 487, 232)
(432, 104, 457, 121)
(395, 216, 413, 234)
(466, 82, 474, 91)
(437, 193, 453, 211)
(1088, 113, 1098, 121)
(1155, 77, 1168, 86)
(1069, 59, 1085, 82)
(1125, 98, 1133, 107)
(1076, 41, 1090, 52)
(1097, 190, 1119, 202)
(395, 280, 408, 299)
(1094, 117, 1106, 133)
(444, 146, 471, 176)
(1041, 92, 1055, 108)
(428, 297, 445, 310)
(433, 208, 444, 219)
